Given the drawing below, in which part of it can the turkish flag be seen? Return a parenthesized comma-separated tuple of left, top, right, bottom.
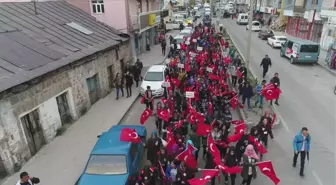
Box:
(207, 135, 221, 159)
(196, 122, 212, 136)
(248, 136, 268, 154)
(188, 169, 219, 185)
(166, 130, 176, 152)
(161, 98, 168, 104)
(188, 112, 204, 124)
(224, 166, 242, 174)
(176, 143, 198, 169)
(209, 73, 220, 81)
(230, 95, 239, 110)
(120, 128, 141, 143)
(214, 140, 229, 148)
(141, 96, 145, 104)
(140, 108, 152, 125)
(174, 120, 184, 129)
(185, 62, 191, 72)
(232, 120, 244, 125)
(157, 109, 170, 122)
(261, 83, 282, 100)
(227, 132, 243, 143)
(234, 123, 246, 134)
(257, 161, 280, 185)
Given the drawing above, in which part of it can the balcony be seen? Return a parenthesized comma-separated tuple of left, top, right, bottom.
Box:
(321, 7, 336, 18)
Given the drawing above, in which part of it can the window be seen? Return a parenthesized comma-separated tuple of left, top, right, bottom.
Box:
(300, 45, 319, 52)
(144, 72, 164, 81)
(92, 0, 105, 13)
(311, 0, 318, 5)
(277, 37, 287, 41)
(85, 155, 127, 175)
(270, 36, 275, 40)
(287, 41, 293, 48)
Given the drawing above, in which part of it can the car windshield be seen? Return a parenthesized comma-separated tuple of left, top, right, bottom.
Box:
(144, 72, 163, 81)
(300, 45, 319, 53)
(277, 37, 287, 41)
(180, 32, 190, 37)
(85, 155, 127, 175)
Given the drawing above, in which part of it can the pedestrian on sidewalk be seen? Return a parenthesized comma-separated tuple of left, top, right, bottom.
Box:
(114, 73, 124, 100)
(125, 71, 133, 98)
(255, 80, 266, 108)
(292, 127, 311, 177)
(230, 64, 238, 87)
(270, 73, 280, 106)
(241, 82, 254, 111)
(16, 172, 40, 185)
(161, 39, 167, 56)
(134, 59, 143, 87)
(260, 55, 272, 78)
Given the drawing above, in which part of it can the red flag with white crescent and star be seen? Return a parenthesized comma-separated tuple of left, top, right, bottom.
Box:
(207, 135, 221, 159)
(257, 161, 280, 185)
(196, 122, 212, 136)
(157, 109, 170, 122)
(120, 128, 141, 143)
(140, 108, 152, 125)
(248, 136, 268, 154)
(234, 123, 246, 134)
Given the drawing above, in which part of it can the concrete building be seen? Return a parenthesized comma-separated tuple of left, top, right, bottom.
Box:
(283, 0, 323, 43)
(65, 0, 169, 62)
(320, 0, 336, 49)
(0, 1, 130, 179)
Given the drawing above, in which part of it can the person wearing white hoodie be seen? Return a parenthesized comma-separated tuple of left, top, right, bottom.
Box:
(16, 172, 40, 185)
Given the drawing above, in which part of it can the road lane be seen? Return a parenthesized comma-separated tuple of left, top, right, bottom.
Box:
(221, 18, 336, 185)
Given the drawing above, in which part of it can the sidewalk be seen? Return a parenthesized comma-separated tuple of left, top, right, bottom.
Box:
(1, 37, 171, 185)
(138, 30, 179, 67)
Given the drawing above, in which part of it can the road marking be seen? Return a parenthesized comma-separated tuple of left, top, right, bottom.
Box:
(312, 170, 324, 185)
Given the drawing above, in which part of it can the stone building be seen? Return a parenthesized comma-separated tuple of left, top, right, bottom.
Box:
(0, 1, 131, 177)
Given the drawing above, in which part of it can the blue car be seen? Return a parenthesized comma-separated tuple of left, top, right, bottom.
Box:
(78, 125, 147, 185)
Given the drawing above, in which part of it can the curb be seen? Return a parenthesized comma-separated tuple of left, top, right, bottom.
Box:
(226, 30, 281, 126)
(117, 94, 141, 125)
(316, 62, 336, 77)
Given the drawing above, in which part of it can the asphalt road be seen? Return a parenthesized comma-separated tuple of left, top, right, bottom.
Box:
(219, 18, 336, 185)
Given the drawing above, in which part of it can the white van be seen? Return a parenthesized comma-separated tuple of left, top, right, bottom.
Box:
(166, 19, 184, 30)
(236, 13, 248, 25)
(246, 21, 261, 31)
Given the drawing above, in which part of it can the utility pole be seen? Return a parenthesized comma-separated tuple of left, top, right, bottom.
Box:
(246, 0, 253, 69)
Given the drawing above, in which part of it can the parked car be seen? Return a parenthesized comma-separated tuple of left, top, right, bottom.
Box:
(258, 30, 274, 40)
(166, 19, 186, 30)
(179, 29, 192, 37)
(141, 65, 167, 97)
(246, 21, 261, 31)
(78, 125, 147, 185)
(267, 36, 287, 48)
(236, 13, 248, 25)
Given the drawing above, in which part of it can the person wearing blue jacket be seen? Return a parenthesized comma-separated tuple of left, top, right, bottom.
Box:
(165, 160, 180, 184)
(255, 80, 266, 108)
(292, 127, 311, 176)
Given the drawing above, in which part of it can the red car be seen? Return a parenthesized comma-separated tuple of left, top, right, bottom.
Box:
(258, 30, 274, 40)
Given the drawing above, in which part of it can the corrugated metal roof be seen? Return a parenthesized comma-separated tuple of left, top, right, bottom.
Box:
(0, 1, 129, 92)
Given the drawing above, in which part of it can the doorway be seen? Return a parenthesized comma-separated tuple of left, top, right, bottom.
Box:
(86, 74, 100, 105)
(56, 92, 72, 125)
(21, 109, 46, 156)
(107, 65, 114, 89)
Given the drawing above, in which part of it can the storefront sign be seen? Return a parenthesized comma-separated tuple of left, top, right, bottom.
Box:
(162, 82, 170, 87)
(178, 63, 184, 68)
(149, 14, 157, 26)
(140, 10, 169, 30)
(186, 91, 195, 98)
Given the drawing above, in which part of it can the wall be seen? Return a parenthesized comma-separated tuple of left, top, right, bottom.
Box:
(66, 0, 91, 14)
(91, 0, 128, 32)
(0, 41, 131, 174)
(321, 0, 335, 8)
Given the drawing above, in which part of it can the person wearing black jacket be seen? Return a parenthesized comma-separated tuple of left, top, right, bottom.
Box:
(125, 71, 133, 98)
(17, 172, 40, 185)
(176, 162, 201, 185)
(270, 73, 280, 106)
(241, 82, 254, 111)
(260, 55, 272, 78)
(224, 147, 239, 185)
(134, 59, 143, 87)
(257, 118, 274, 148)
(238, 64, 247, 77)
(235, 128, 254, 161)
(161, 39, 167, 56)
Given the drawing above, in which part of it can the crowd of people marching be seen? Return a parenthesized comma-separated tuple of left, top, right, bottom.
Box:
(118, 21, 311, 185)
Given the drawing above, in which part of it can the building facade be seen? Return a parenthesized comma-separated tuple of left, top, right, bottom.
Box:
(284, 0, 323, 43)
(0, 1, 131, 179)
(66, 0, 168, 62)
(320, 0, 336, 49)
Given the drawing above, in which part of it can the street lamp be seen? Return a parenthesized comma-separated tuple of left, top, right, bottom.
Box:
(246, 0, 253, 69)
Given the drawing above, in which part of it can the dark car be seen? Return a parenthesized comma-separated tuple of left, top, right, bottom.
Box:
(258, 30, 274, 40)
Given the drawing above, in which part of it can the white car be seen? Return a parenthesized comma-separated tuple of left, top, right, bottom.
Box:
(205, 8, 211, 12)
(267, 36, 287, 48)
(179, 29, 192, 37)
(171, 35, 185, 50)
(140, 65, 167, 97)
(183, 27, 193, 33)
(246, 21, 261, 31)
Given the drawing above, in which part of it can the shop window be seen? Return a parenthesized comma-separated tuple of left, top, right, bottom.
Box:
(92, 0, 105, 13)
(311, 0, 318, 5)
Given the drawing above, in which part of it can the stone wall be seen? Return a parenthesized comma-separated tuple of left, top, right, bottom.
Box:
(0, 41, 131, 174)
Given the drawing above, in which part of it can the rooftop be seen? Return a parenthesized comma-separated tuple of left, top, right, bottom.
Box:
(0, 1, 129, 93)
(148, 65, 166, 72)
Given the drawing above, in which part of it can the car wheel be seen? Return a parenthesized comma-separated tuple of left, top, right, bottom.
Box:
(290, 57, 295, 64)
